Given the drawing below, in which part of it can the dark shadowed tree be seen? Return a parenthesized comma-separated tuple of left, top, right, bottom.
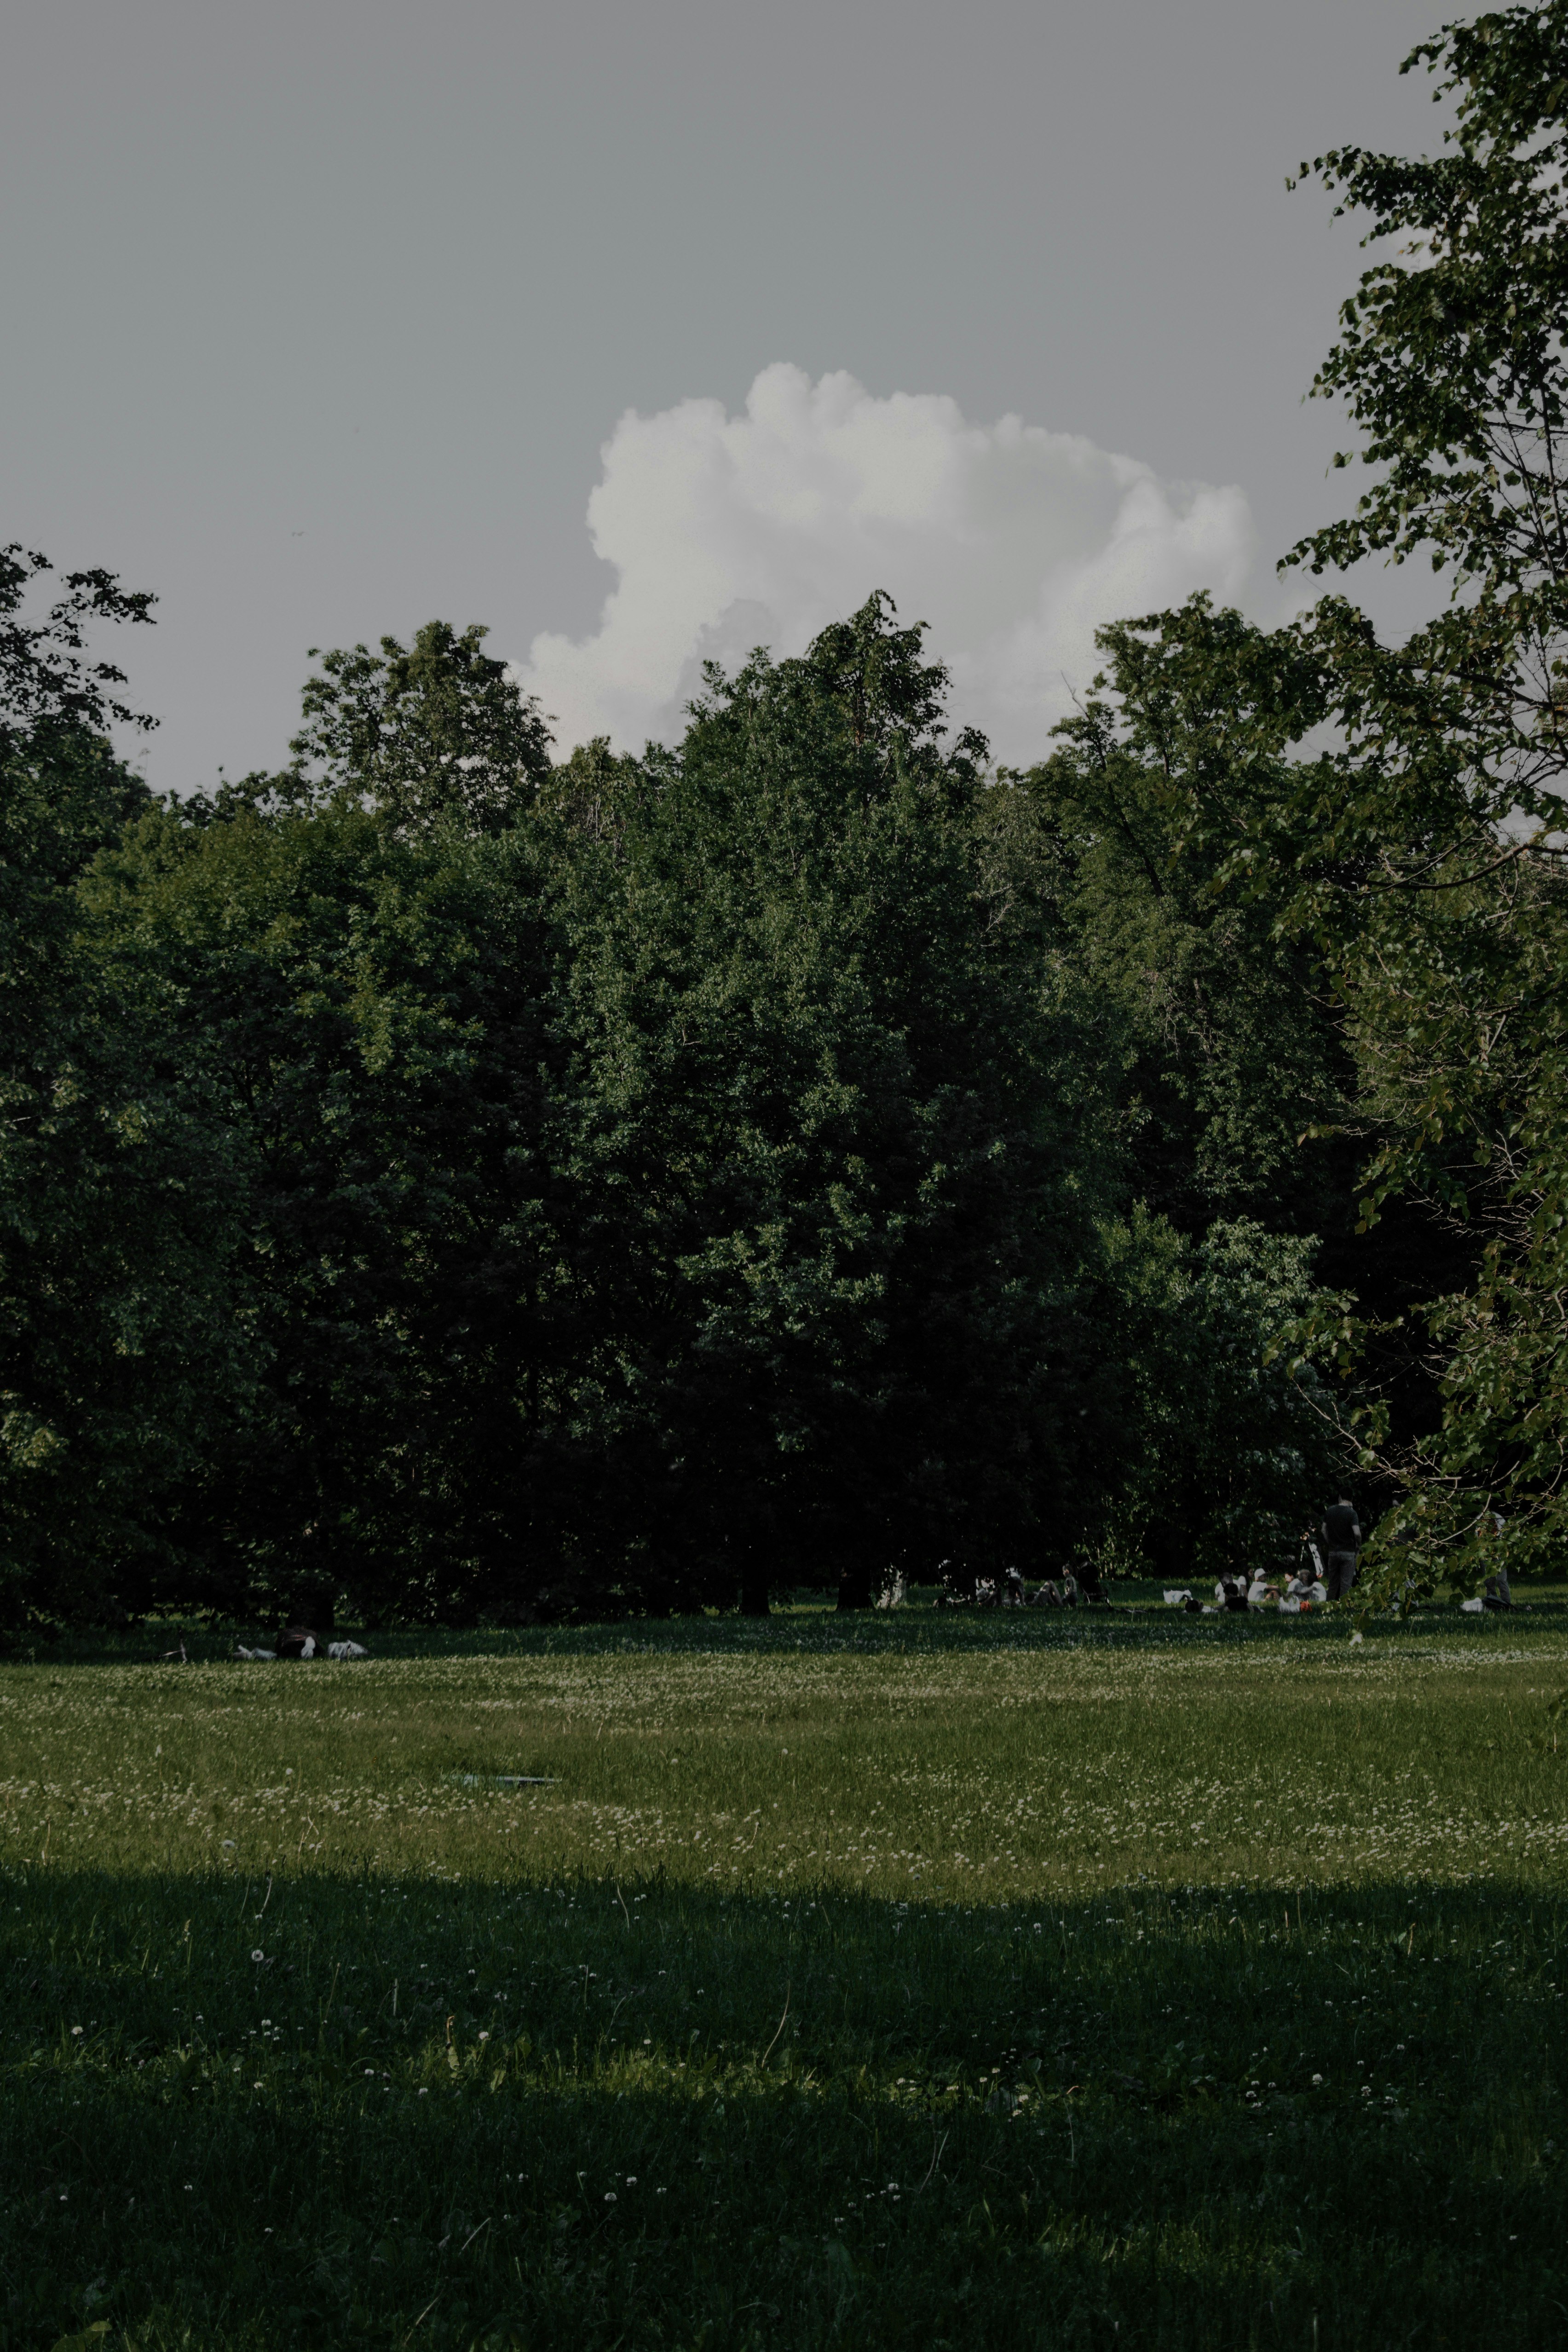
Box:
(83, 765, 573, 1628)
(0, 551, 254, 1622)
(550, 596, 1130, 1612)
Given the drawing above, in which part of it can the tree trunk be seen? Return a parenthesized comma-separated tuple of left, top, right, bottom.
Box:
(836, 1561, 873, 1611)
(738, 1544, 770, 1616)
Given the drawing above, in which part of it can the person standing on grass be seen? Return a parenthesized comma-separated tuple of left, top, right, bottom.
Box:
(1320, 1497, 1362, 1601)
(1481, 1507, 1512, 1609)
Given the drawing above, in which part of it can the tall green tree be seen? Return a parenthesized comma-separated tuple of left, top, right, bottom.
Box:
(1271, 2, 1568, 1589)
(552, 596, 1126, 1610)
(84, 750, 572, 1627)
(969, 617, 1366, 1578)
(1080, 6, 1568, 1594)
(0, 551, 252, 1621)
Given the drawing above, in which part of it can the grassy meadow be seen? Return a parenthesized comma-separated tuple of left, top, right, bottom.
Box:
(1, 1597, 1565, 2349)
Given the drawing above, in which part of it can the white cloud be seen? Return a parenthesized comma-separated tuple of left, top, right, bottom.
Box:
(518, 363, 1255, 766)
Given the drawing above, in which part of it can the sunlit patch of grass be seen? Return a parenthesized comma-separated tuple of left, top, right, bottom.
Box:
(3, 1610, 1567, 1896)
(1, 1603, 1564, 2347)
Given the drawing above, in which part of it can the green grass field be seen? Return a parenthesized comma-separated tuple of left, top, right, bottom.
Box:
(2, 1598, 1565, 2349)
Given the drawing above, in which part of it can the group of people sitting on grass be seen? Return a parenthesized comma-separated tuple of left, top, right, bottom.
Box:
(1163, 1494, 1519, 1616)
(1166, 1496, 1365, 1615)
(1166, 1569, 1325, 1616)
(936, 1564, 1108, 1609)
(234, 1627, 369, 1660)
(1218, 1564, 1328, 1614)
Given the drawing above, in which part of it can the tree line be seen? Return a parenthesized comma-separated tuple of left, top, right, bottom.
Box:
(3, 3, 1564, 1625)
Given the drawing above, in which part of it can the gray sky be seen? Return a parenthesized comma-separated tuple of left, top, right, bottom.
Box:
(4, 0, 1447, 789)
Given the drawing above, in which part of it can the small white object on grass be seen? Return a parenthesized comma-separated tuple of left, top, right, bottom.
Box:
(326, 1640, 369, 1660)
(1461, 1597, 1484, 1613)
(234, 1645, 276, 1661)
(1163, 1589, 1192, 1607)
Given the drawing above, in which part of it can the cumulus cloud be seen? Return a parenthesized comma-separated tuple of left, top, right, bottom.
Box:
(519, 363, 1255, 766)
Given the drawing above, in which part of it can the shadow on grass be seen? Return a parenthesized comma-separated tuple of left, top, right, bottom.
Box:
(1, 1865, 1563, 2350)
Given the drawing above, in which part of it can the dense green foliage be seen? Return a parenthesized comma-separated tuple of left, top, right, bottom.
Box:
(0, 553, 251, 1619)
(0, 578, 1349, 1626)
(1045, 1, 1568, 1599)
(1276, 0, 1568, 1589)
